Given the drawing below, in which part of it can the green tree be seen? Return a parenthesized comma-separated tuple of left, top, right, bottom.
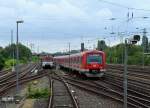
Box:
(0, 54, 5, 70)
(2, 43, 32, 63)
(103, 43, 149, 65)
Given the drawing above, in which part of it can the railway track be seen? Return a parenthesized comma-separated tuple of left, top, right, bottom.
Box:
(2, 64, 148, 108)
(0, 70, 50, 96)
(104, 74, 150, 97)
(93, 80, 150, 108)
(0, 70, 49, 108)
(107, 64, 150, 92)
(52, 69, 150, 108)
(107, 64, 150, 75)
(66, 77, 150, 108)
(107, 67, 150, 79)
(106, 64, 150, 92)
(105, 64, 150, 108)
(0, 69, 11, 76)
(0, 64, 35, 84)
(51, 70, 125, 107)
(48, 71, 79, 108)
(0, 64, 28, 78)
(0, 63, 41, 95)
(0, 64, 36, 88)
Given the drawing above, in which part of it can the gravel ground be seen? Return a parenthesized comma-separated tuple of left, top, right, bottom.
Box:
(33, 98, 48, 108)
(0, 82, 28, 108)
(69, 85, 123, 108)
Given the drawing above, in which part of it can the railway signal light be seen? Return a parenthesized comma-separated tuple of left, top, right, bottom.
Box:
(81, 43, 84, 52)
(128, 35, 140, 44)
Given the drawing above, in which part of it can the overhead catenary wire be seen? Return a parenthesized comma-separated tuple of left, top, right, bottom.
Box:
(98, 0, 150, 12)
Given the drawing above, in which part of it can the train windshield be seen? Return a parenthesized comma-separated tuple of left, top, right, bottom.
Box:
(87, 54, 102, 64)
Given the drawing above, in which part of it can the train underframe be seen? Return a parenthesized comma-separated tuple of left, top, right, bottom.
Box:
(58, 65, 105, 77)
(79, 69, 105, 77)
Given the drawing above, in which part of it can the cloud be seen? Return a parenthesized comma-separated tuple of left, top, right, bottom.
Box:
(0, 7, 16, 19)
(0, 0, 150, 52)
(95, 8, 112, 18)
(16, 0, 88, 19)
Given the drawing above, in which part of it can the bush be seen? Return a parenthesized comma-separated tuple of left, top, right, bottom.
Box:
(145, 56, 150, 65)
(1, 43, 31, 61)
(32, 56, 39, 62)
(27, 84, 50, 99)
(0, 54, 5, 70)
(4, 59, 16, 69)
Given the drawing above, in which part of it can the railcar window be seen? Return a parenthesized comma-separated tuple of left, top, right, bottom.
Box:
(78, 57, 80, 64)
(79, 56, 82, 64)
(87, 54, 102, 64)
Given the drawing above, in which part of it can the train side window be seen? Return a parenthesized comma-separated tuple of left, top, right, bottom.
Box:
(75, 57, 77, 63)
(77, 57, 79, 64)
(72, 57, 74, 63)
(78, 57, 80, 64)
(74, 57, 75, 63)
(72, 57, 73, 63)
(79, 56, 82, 64)
(71, 57, 74, 63)
(70, 58, 72, 64)
(72, 57, 74, 64)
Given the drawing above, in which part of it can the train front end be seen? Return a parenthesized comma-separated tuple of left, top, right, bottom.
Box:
(81, 51, 106, 77)
(41, 56, 54, 69)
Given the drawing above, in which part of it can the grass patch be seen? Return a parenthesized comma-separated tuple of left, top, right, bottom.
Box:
(27, 83, 50, 99)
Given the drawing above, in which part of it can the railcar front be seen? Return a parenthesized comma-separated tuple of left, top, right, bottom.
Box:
(41, 56, 54, 69)
(80, 50, 106, 77)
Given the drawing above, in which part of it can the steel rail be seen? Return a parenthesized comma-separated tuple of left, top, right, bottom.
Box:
(52, 71, 79, 108)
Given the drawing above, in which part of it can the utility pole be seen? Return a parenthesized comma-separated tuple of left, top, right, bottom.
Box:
(11, 30, 15, 72)
(68, 43, 70, 73)
(37, 45, 40, 63)
(109, 18, 116, 64)
(11, 30, 13, 45)
(107, 38, 111, 64)
(142, 28, 147, 69)
(10, 30, 13, 57)
(30, 43, 34, 62)
(123, 10, 132, 108)
(16, 20, 24, 96)
(124, 39, 128, 108)
(118, 32, 124, 64)
(16, 22, 19, 95)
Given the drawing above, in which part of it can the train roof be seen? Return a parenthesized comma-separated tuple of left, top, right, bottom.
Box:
(54, 50, 104, 59)
(41, 55, 53, 59)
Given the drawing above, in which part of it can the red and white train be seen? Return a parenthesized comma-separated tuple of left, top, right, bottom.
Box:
(54, 50, 106, 77)
(41, 55, 54, 69)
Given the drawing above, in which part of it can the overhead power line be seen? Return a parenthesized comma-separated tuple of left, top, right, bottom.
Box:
(99, 0, 150, 12)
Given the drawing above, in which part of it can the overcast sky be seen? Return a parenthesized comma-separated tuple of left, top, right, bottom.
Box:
(0, 0, 150, 53)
